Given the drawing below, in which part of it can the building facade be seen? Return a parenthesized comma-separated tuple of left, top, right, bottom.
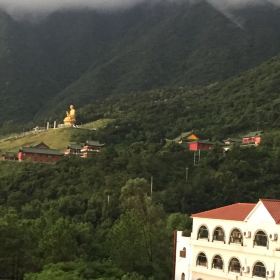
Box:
(64, 143, 83, 156)
(242, 131, 263, 146)
(18, 143, 64, 163)
(188, 140, 214, 152)
(174, 199, 280, 280)
(80, 140, 105, 158)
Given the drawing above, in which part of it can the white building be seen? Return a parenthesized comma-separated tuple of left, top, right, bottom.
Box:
(174, 199, 280, 280)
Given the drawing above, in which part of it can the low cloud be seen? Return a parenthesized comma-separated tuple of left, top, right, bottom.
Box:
(0, 0, 279, 18)
(0, 0, 158, 17)
(207, 0, 280, 10)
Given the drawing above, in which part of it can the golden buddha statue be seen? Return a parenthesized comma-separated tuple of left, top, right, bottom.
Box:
(64, 105, 76, 126)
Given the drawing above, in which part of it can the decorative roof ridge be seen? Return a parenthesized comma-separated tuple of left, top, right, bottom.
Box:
(260, 198, 280, 202)
(236, 202, 256, 205)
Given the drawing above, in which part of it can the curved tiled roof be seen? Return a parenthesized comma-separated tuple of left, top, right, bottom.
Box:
(21, 147, 63, 156)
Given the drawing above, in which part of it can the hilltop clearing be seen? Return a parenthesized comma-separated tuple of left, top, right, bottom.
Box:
(0, 119, 113, 152)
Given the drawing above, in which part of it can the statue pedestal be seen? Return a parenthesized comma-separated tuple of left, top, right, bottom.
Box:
(63, 116, 76, 127)
(64, 121, 75, 127)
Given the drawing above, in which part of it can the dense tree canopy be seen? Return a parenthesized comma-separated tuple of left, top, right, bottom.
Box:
(0, 132, 279, 279)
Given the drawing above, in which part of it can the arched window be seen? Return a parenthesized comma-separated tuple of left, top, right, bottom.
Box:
(196, 252, 208, 267)
(228, 258, 241, 273)
(254, 231, 268, 247)
(212, 255, 223, 270)
(213, 227, 225, 242)
(229, 228, 243, 245)
(197, 225, 209, 240)
(253, 262, 266, 278)
(181, 273, 185, 280)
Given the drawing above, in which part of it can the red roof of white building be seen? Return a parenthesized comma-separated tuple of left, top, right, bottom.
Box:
(260, 199, 280, 224)
(192, 203, 256, 221)
(192, 199, 280, 223)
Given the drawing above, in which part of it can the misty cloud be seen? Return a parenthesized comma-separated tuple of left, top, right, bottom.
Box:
(0, 0, 159, 17)
(206, 0, 280, 11)
(0, 0, 280, 18)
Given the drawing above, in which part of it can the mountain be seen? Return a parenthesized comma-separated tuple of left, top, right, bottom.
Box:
(1, 4, 280, 278)
(3, 52, 280, 149)
(76, 54, 280, 143)
(1, 1, 280, 130)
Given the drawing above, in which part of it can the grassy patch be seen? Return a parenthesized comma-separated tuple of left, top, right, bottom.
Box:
(0, 118, 113, 152)
(0, 128, 75, 152)
(79, 119, 114, 130)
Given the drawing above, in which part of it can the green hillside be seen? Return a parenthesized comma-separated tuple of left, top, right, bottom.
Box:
(0, 128, 74, 152)
(41, 2, 280, 116)
(1, 2, 280, 132)
(0, 119, 112, 152)
(0, 95, 280, 279)
(1, 37, 280, 280)
(1, 2, 280, 280)
(78, 54, 280, 143)
(2, 51, 280, 149)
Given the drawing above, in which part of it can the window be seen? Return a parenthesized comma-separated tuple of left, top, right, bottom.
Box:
(228, 258, 241, 273)
(229, 228, 243, 245)
(180, 247, 186, 258)
(213, 227, 225, 242)
(181, 273, 185, 280)
(197, 226, 209, 240)
(254, 231, 268, 247)
(196, 252, 207, 267)
(212, 255, 223, 270)
(253, 262, 266, 278)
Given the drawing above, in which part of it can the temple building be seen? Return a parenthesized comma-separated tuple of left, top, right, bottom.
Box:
(18, 142, 64, 163)
(64, 143, 83, 156)
(242, 131, 263, 146)
(167, 131, 200, 144)
(222, 138, 242, 151)
(1, 152, 18, 161)
(174, 199, 280, 280)
(80, 140, 105, 158)
(64, 140, 105, 158)
(188, 140, 215, 152)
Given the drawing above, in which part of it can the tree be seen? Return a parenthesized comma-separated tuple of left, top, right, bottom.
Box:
(24, 263, 83, 280)
(37, 212, 92, 263)
(108, 178, 171, 279)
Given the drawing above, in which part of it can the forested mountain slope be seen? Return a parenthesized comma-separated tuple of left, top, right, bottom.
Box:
(78, 55, 280, 143)
(1, 116, 280, 279)
(2, 2, 280, 279)
(1, 1, 280, 130)
(49, 2, 280, 114)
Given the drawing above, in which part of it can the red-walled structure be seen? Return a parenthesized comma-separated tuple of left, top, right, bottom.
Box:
(188, 140, 214, 152)
(64, 143, 83, 156)
(18, 143, 63, 163)
(80, 140, 105, 158)
(242, 131, 262, 146)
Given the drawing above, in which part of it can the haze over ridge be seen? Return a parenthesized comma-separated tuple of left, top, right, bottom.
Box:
(1, 0, 280, 18)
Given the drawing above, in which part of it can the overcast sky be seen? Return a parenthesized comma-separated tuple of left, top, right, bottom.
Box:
(0, 0, 279, 18)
